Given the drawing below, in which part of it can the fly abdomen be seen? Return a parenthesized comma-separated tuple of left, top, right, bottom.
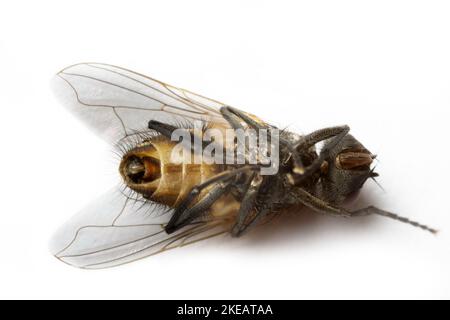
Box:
(120, 135, 235, 213)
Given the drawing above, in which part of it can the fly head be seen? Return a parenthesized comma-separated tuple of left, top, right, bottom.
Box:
(321, 134, 377, 203)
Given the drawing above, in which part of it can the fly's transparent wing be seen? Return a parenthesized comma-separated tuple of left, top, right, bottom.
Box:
(52, 63, 231, 145)
(50, 188, 230, 269)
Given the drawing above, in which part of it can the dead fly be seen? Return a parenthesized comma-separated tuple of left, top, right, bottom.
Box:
(50, 63, 436, 269)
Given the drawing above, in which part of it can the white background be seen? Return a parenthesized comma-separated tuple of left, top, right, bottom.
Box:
(1, 0, 450, 299)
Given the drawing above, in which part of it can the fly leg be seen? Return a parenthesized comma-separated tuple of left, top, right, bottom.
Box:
(350, 206, 438, 234)
(148, 120, 179, 138)
(165, 180, 232, 234)
(230, 174, 263, 237)
(229, 170, 282, 237)
(221, 106, 297, 169)
(165, 165, 259, 234)
(288, 126, 350, 185)
(280, 126, 350, 176)
(222, 106, 291, 160)
(294, 125, 350, 153)
(233, 204, 272, 237)
(220, 106, 251, 131)
(291, 187, 437, 234)
(221, 106, 270, 131)
(220, 107, 255, 162)
(231, 175, 280, 237)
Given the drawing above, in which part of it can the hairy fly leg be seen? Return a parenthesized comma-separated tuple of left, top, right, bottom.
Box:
(165, 165, 259, 234)
(223, 106, 269, 130)
(231, 174, 263, 237)
(289, 125, 350, 185)
(165, 181, 232, 233)
(219, 106, 256, 164)
(349, 206, 437, 234)
(291, 187, 437, 234)
(231, 172, 283, 237)
(295, 126, 351, 152)
(220, 106, 249, 131)
(222, 106, 304, 171)
(233, 175, 282, 237)
(148, 120, 179, 138)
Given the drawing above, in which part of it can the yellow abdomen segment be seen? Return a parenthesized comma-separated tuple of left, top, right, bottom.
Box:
(146, 137, 240, 221)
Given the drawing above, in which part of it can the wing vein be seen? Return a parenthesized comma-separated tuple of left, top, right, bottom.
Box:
(85, 63, 216, 115)
(81, 223, 208, 268)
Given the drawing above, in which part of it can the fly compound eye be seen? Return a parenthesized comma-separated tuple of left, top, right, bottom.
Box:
(336, 150, 374, 171)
